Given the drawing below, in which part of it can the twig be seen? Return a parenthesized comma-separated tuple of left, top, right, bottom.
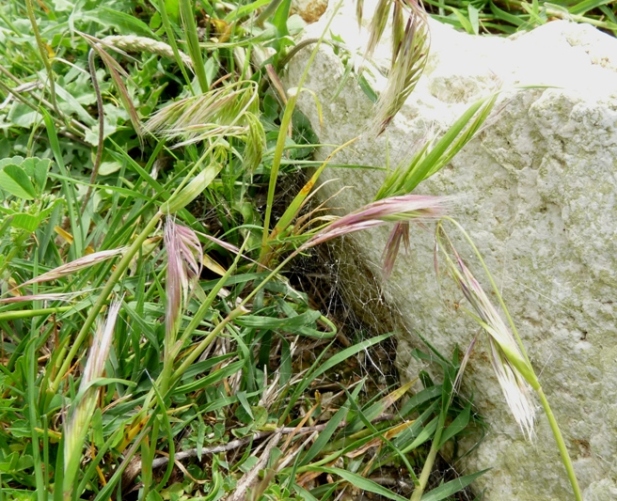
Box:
(121, 412, 400, 488)
(226, 430, 282, 501)
(122, 422, 349, 486)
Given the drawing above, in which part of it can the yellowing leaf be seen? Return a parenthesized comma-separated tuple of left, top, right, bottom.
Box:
(202, 253, 227, 277)
(54, 226, 74, 244)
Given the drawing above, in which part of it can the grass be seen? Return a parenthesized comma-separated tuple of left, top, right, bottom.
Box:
(423, 0, 617, 35)
(0, 0, 606, 499)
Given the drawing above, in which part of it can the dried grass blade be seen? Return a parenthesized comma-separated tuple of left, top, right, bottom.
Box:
(80, 34, 142, 136)
(0, 292, 84, 304)
(63, 299, 122, 498)
(224, 430, 283, 501)
(20, 248, 127, 287)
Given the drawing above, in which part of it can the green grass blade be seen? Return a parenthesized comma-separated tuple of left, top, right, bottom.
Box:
(269, 137, 357, 244)
(226, 0, 271, 22)
(236, 309, 321, 330)
(405, 94, 497, 192)
(173, 360, 244, 394)
(0, 307, 72, 321)
(398, 385, 442, 416)
(41, 108, 83, 256)
(259, 3, 341, 262)
(489, 1, 525, 26)
(280, 333, 393, 424)
(300, 401, 351, 466)
(156, 0, 194, 90)
(398, 414, 438, 454)
(150, 377, 176, 493)
(419, 469, 490, 501)
(439, 401, 471, 447)
(179, 0, 208, 92)
(26, 339, 46, 501)
(97, 6, 159, 37)
(349, 379, 415, 431)
(316, 467, 408, 501)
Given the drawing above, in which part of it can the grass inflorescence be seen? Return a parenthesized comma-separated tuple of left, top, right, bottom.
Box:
(0, 0, 601, 499)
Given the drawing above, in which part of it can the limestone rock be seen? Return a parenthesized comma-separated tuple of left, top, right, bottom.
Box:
(283, 2, 617, 500)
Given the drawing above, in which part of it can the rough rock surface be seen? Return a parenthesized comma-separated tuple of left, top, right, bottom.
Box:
(283, 3, 617, 500)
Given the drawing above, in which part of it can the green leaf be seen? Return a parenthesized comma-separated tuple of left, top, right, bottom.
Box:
(420, 469, 489, 501)
(225, 0, 271, 22)
(7, 102, 42, 128)
(313, 333, 392, 382)
(80, 7, 160, 40)
(272, 0, 292, 37)
(468, 4, 480, 35)
(568, 0, 613, 15)
(439, 402, 471, 447)
(160, 163, 222, 213)
(0, 156, 24, 169)
(0, 451, 34, 472)
(236, 309, 321, 331)
(21, 157, 51, 193)
(11, 213, 43, 232)
(0, 164, 37, 199)
(236, 391, 254, 420)
(165, 0, 180, 23)
(358, 73, 379, 103)
(316, 467, 408, 501)
(398, 385, 442, 416)
(252, 405, 268, 427)
(399, 415, 438, 454)
(489, 2, 524, 27)
(173, 360, 244, 394)
(54, 83, 97, 126)
(98, 7, 159, 37)
(179, 354, 234, 380)
(146, 491, 164, 501)
(301, 401, 350, 466)
(344, 379, 415, 434)
(179, 0, 208, 93)
(451, 8, 474, 34)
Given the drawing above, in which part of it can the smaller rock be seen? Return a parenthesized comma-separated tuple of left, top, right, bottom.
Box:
(291, 0, 328, 24)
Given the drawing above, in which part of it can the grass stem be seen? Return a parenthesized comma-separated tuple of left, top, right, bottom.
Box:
(259, 1, 342, 264)
(24, 0, 59, 117)
(410, 424, 443, 501)
(537, 387, 583, 501)
(50, 213, 162, 393)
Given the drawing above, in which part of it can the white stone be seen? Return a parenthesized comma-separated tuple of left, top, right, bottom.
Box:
(283, 2, 617, 500)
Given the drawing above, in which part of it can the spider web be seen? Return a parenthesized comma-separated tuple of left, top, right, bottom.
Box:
(285, 230, 479, 500)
